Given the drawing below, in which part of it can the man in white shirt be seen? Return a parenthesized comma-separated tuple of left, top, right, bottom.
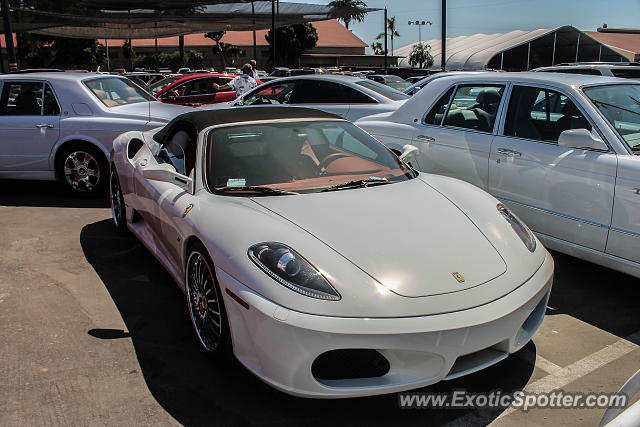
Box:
(213, 63, 257, 97)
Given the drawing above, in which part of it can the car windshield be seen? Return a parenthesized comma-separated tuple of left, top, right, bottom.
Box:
(206, 120, 416, 195)
(149, 77, 179, 94)
(583, 84, 640, 152)
(355, 80, 410, 101)
(84, 77, 155, 107)
(385, 80, 412, 91)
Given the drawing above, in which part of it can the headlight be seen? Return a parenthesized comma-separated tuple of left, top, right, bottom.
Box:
(497, 204, 536, 252)
(248, 242, 341, 300)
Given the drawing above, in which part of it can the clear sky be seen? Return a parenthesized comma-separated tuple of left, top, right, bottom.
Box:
(294, 0, 640, 53)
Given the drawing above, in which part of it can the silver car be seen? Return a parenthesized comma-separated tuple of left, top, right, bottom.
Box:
(229, 75, 409, 122)
(0, 72, 192, 194)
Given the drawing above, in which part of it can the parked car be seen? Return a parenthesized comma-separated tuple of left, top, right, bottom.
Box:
(0, 72, 192, 194)
(109, 106, 553, 398)
(357, 72, 640, 278)
(155, 73, 241, 107)
(532, 62, 640, 79)
(229, 75, 409, 121)
(367, 74, 412, 92)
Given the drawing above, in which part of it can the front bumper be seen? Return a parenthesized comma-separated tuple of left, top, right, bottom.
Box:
(217, 252, 554, 398)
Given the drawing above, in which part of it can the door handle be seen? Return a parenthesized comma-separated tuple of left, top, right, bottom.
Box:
(36, 124, 54, 129)
(497, 148, 521, 157)
(416, 135, 435, 142)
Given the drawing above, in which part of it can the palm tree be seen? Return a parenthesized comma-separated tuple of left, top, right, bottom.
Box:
(376, 16, 400, 56)
(408, 42, 434, 69)
(371, 41, 384, 55)
(328, 0, 368, 30)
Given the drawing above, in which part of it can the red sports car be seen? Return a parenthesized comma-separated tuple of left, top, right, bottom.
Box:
(155, 73, 261, 107)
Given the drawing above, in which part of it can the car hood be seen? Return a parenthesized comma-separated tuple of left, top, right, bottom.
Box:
(108, 101, 194, 122)
(252, 178, 507, 298)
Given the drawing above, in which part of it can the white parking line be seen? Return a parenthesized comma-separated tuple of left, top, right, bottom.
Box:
(442, 331, 640, 427)
(492, 332, 640, 422)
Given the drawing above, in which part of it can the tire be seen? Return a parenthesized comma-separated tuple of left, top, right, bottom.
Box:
(56, 144, 107, 195)
(185, 242, 233, 361)
(109, 165, 128, 235)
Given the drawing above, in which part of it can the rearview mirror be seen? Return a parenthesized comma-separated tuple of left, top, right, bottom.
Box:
(142, 164, 194, 194)
(399, 144, 419, 163)
(558, 129, 608, 151)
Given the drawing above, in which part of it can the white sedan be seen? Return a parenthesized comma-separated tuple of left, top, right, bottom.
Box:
(227, 74, 409, 121)
(109, 106, 553, 398)
(357, 72, 640, 278)
(0, 72, 192, 194)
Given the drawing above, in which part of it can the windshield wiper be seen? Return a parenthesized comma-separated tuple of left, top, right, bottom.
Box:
(321, 177, 391, 192)
(216, 186, 299, 196)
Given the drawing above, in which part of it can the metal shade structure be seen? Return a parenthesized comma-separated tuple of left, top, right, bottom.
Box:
(396, 26, 627, 71)
(77, 0, 250, 8)
(1, 2, 379, 39)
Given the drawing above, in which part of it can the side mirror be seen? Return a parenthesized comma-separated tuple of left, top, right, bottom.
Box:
(398, 144, 419, 163)
(558, 128, 608, 151)
(142, 164, 194, 194)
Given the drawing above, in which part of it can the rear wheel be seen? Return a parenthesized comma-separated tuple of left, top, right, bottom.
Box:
(110, 166, 128, 235)
(185, 243, 233, 360)
(56, 144, 107, 195)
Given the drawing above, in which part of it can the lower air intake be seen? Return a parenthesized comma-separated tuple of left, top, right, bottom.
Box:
(312, 349, 390, 380)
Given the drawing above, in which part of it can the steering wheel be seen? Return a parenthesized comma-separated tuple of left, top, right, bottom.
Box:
(318, 152, 351, 174)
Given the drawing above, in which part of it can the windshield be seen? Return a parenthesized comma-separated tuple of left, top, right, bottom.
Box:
(149, 77, 179, 94)
(84, 77, 155, 107)
(355, 80, 410, 101)
(206, 120, 416, 195)
(385, 80, 412, 92)
(584, 84, 640, 152)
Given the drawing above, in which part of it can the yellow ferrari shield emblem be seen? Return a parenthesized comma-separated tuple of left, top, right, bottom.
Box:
(452, 272, 465, 283)
(183, 203, 194, 217)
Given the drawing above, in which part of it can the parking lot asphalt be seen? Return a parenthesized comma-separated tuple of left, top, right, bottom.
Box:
(1, 180, 639, 427)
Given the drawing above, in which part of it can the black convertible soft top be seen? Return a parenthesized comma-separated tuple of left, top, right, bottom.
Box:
(152, 106, 343, 143)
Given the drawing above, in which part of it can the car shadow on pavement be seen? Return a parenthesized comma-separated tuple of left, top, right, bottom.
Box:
(81, 219, 536, 427)
(0, 179, 109, 208)
(547, 250, 640, 344)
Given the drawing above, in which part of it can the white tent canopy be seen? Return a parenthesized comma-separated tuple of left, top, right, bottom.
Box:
(397, 26, 627, 71)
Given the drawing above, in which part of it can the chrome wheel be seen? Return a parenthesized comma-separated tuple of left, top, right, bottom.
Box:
(63, 150, 101, 192)
(110, 168, 123, 228)
(186, 250, 222, 352)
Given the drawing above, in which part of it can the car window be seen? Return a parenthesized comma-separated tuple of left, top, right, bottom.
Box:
(243, 82, 296, 105)
(288, 80, 346, 104)
(442, 85, 504, 132)
(355, 80, 410, 101)
(155, 129, 197, 176)
(0, 81, 43, 116)
(84, 77, 154, 107)
(206, 120, 414, 193)
(610, 69, 640, 79)
(504, 85, 591, 143)
(584, 84, 640, 152)
(340, 84, 377, 104)
(319, 124, 378, 159)
(424, 87, 455, 125)
(43, 84, 60, 115)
